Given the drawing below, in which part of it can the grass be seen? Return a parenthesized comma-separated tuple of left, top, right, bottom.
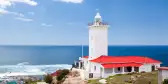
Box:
(88, 71, 158, 84)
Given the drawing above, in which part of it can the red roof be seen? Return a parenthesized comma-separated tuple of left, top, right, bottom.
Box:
(83, 56, 89, 58)
(90, 55, 161, 64)
(102, 63, 143, 68)
(157, 67, 168, 70)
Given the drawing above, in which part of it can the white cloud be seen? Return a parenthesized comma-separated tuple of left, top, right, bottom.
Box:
(0, 0, 37, 15)
(9, 11, 24, 17)
(41, 23, 53, 27)
(0, 8, 8, 14)
(53, 0, 83, 3)
(0, 0, 37, 8)
(15, 17, 33, 22)
(28, 12, 35, 15)
(0, 0, 12, 8)
(0, 0, 37, 22)
(0, 8, 24, 17)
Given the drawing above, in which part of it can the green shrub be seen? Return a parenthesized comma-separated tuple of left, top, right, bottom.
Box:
(44, 74, 53, 83)
(163, 79, 168, 84)
(127, 72, 134, 75)
(115, 74, 123, 76)
(56, 69, 70, 81)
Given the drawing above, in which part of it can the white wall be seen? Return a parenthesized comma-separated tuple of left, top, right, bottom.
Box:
(155, 63, 161, 70)
(114, 67, 122, 73)
(88, 25, 109, 60)
(139, 64, 152, 72)
(139, 63, 161, 72)
(90, 62, 101, 73)
(104, 68, 114, 78)
(158, 70, 168, 84)
(89, 62, 103, 78)
(161, 70, 168, 80)
(82, 58, 88, 70)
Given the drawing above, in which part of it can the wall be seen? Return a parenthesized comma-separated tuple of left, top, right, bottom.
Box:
(139, 64, 152, 72)
(158, 70, 162, 84)
(104, 67, 125, 78)
(161, 70, 168, 81)
(158, 70, 168, 84)
(89, 62, 103, 78)
(139, 63, 161, 72)
(104, 68, 114, 78)
(82, 58, 88, 70)
(88, 25, 109, 60)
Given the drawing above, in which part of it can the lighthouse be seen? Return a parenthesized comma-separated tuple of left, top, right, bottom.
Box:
(77, 12, 161, 79)
(88, 12, 109, 60)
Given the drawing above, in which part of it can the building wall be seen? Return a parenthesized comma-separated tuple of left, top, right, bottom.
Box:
(139, 64, 152, 72)
(139, 63, 161, 72)
(158, 70, 162, 84)
(89, 62, 103, 78)
(82, 58, 88, 70)
(114, 67, 122, 73)
(158, 70, 168, 84)
(88, 25, 108, 60)
(86, 62, 161, 78)
(104, 68, 114, 78)
(161, 70, 168, 81)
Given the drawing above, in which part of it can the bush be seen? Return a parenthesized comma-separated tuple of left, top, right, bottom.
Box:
(163, 79, 168, 84)
(127, 72, 135, 75)
(56, 69, 70, 81)
(44, 74, 53, 83)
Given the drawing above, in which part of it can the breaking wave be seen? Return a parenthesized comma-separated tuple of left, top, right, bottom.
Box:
(0, 62, 72, 75)
(17, 62, 29, 66)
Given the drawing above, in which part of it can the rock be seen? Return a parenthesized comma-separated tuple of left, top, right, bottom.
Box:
(131, 76, 136, 81)
(62, 77, 87, 84)
(99, 79, 107, 84)
(137, 75, 141, 78)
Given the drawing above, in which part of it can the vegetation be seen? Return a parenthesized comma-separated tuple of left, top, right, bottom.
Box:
(163, 79, 168, 84)
(24, 78, 42, 84)
(88, 71, 158, 84)
(44, 74, 53, 84)
(56, 69, 70, 81)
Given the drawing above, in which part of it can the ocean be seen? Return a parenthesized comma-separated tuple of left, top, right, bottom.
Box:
(0, 45, 167, 66)
(0, 45, 167, 73)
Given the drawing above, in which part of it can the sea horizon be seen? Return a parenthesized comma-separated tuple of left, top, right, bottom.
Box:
(0, 45, 167, 66)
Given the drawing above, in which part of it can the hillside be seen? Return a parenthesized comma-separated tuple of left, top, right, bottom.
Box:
(88, 71, 158, 84)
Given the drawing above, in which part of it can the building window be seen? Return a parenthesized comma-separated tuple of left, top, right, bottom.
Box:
(94, 66, 96, 71)
(118, 67, 120, 71)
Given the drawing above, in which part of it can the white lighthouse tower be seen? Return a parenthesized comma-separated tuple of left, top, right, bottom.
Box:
(88, 12, 109, 60)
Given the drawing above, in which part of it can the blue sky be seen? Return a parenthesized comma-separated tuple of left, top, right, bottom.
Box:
(0, 0, 168, 45)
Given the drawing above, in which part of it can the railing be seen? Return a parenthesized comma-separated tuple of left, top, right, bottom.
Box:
(88, 22, 108, 26)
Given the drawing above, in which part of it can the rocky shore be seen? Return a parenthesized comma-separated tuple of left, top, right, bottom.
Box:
(50, 68, 87, 84)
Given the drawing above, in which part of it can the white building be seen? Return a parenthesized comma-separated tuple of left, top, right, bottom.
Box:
(158, 67, 168, 84)
(76, 12, 162, 79)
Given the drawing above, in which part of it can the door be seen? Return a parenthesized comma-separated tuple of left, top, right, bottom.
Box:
(152, 65, 155, 71)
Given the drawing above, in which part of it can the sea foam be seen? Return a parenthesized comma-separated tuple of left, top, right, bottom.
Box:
(0, 62, 72, 76)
